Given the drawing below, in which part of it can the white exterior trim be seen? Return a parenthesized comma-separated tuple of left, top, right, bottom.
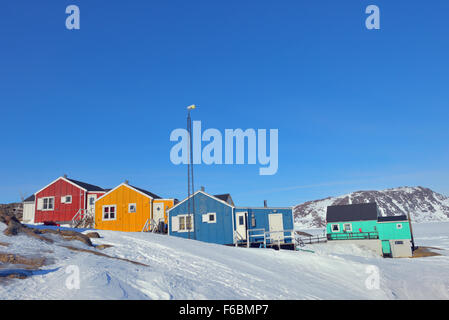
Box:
(331, 224, 340, 232)
(128, 203, 137, 213)
(175, 214, 194, 233)
(34, 177, 88, 195)
(102, 205, 117, 221)
(40, 196, 55, 211)
(167, 190, 234, 214)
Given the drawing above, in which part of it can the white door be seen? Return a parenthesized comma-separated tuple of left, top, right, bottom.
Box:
(23, 203, 35, 223)
(153, 203, 165, 224)
(236, 212, 247, 240)
(268, 214, 284, 243)
(87, 194, 97, 215)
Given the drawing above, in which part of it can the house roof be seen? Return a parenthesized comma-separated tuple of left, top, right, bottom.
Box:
(213, 194, 234, 206)
(378, 215, 408, 222)
(129, 185, 161, 199)
(23, 194, 35, 202)
(96, 183, 162, 202)
(66, 178, 105, 192)
(326, 203, 379, 223)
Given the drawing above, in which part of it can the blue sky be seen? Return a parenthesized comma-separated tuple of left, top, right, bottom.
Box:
(1, 0, 448, 206)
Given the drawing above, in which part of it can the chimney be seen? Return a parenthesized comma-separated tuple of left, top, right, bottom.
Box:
(201, 186, 205, 192)
(264, 200, 267, 208)
(63, 174, 67, 178)
(124, 180, 129, 185)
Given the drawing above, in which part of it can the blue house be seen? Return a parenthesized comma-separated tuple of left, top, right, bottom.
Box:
(167, 190, 295, 250)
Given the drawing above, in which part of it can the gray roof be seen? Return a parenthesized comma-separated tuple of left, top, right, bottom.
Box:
(23, 194, 35, 202)
(326, 203, 378, 223)
(378, 215, 408, 222)
(67, 178, 105, 192)
(214, 194, 234, 206)
(130, 185, 161, 199)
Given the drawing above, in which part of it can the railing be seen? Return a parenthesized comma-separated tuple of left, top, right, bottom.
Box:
(296, 235, 328, 247)
(233, 230, 247, 246)
(142, 218, 159, 233)
(71, 208, 94, 228)
(327, 231, 379, 241)
(264, 230, 295, 248)
(246, 228, 266, 247)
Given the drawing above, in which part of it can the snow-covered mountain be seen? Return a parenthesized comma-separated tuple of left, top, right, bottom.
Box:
(294, 186, 449, 228)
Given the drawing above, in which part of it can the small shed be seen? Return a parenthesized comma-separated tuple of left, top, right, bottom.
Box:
(22, 194, 35, 224)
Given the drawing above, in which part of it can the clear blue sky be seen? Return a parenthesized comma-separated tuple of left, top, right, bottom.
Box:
(1, 0, 448, 206)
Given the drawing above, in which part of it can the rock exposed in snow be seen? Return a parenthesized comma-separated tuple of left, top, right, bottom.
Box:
(294, 186, 449, 228)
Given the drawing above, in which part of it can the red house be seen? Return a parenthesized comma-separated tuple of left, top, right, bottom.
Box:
(34, 175, 106, 224)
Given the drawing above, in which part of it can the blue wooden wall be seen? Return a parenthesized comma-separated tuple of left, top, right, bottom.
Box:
(168, 192, 234, 245)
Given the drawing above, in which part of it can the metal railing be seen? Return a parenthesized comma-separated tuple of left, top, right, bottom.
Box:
(235, 229, 295, 249)
(327, 231, 379, 240)
(296, 235, 328, 246)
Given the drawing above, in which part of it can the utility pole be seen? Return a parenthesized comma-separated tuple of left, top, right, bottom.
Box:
(187, 105, 196, 240)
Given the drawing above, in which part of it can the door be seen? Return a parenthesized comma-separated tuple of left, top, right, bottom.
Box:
(382, 240, 392, 257)
(87, 194, 97, 215)
(153, 202, 165, 224)
(269, 214, 284, 243)
(235, 212, 247, 240)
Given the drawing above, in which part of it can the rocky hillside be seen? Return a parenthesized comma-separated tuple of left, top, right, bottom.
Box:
(294, 186, 449, 228)
(0, 203, 22, 221)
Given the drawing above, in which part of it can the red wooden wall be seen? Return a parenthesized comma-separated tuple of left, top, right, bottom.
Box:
(34, 179, 85, 223)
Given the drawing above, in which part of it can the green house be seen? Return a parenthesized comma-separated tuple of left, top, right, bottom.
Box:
(326, 203, 414, 258)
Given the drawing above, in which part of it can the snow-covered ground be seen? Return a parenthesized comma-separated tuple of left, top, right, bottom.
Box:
(0, 222, 448, 300)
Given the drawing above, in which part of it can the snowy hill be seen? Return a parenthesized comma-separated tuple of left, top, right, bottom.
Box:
(1, 221, 449, 299)
(294, 186, 449, 228)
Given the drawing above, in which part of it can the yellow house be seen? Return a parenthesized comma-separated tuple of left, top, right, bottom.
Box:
(94, 182, 176, 232)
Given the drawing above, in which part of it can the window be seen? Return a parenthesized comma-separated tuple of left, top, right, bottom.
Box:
(89, 197, 95, 206)
(179, 216, 185, 230)
(239, 216, 245, 225)
(103, 205, 116, 221)
(61, 195, 72, 204)
(396, 223, 403, 229)
(331, 224, 340, 232)
(395, 241, 404, 245)
(40, 197, 54, 211)
(128, 203, 136, 213)
(176, 214, 194, 232)
(186, 215, 192, 230)
(202, 213, 216, 223)
(343, 223, 352, 232)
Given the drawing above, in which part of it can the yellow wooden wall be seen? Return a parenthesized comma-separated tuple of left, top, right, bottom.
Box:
(95, 185, 152, 232)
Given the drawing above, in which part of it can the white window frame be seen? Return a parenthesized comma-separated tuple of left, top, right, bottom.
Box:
(202, 212, 216, 224)
(128, 203, 137, 213)
(102, 205, 117, 221)
(343, 223, 352, 232)
(396, 223, 403, 229)
(331, 224, 340, 232)
(176, 214, 194, 232)
(61, 195, 72, 204)
(41, 197, 55, 211)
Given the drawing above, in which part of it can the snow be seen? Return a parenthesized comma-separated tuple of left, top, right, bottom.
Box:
(1, 222, 449, 300)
